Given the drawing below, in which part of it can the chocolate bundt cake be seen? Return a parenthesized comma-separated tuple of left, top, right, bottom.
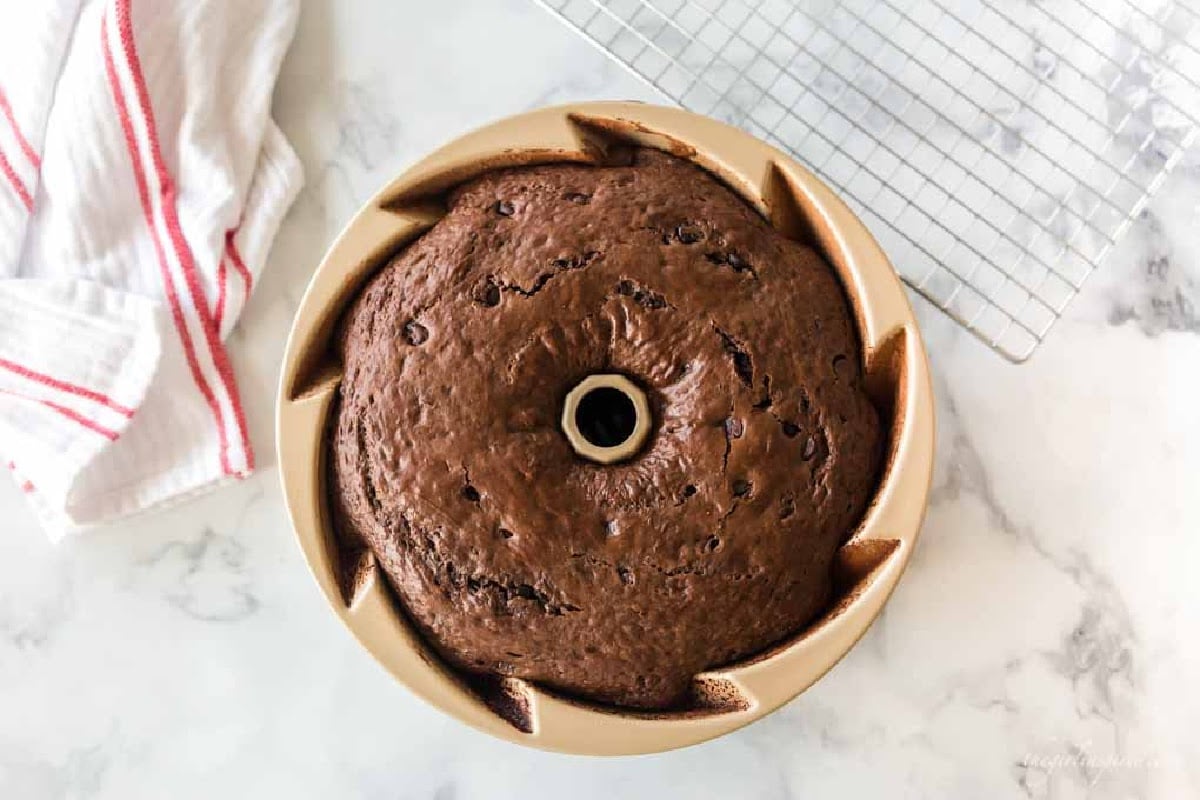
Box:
(328, 149, 883, 709)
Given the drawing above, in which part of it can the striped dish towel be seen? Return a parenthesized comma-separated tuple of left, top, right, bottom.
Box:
(0, 0, 302, 539)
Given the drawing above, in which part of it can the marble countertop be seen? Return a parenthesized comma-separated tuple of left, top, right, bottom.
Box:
(1, 1, 1197, 797)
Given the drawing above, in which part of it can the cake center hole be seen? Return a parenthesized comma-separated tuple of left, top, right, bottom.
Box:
(561, 374, 651, 464)
(575, 386, 637, 448)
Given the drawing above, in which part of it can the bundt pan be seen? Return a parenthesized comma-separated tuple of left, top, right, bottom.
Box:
(277, 102, 934, 755)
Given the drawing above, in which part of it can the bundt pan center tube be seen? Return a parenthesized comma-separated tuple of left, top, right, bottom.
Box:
(277, 102, 935, 755)
(561, 374, 652, 465)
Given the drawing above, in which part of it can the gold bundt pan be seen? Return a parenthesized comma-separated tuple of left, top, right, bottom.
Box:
(277, 102, 934, 755)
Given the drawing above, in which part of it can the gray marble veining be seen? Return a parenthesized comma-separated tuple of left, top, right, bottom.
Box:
(0, 1, 1196, 798)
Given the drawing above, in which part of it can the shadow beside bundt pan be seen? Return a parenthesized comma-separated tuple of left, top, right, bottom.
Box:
(277, 102, 935, 755)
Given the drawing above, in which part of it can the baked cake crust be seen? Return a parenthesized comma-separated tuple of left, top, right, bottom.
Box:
(329, 149, 882, 709)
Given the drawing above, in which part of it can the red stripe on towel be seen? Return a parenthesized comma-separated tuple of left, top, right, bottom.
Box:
(213, 256, 229, 332)
(112, 0, 253, 474)
(0, 146, 33, 212)
(0, 356, 135, 417)
(0, 388, 119, 440)
(0, 87, 41, 169)
(102, 7, 235, 473)
(225, 230, 254, 293)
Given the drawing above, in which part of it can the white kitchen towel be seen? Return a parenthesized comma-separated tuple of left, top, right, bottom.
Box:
(0, 0, 303, 539)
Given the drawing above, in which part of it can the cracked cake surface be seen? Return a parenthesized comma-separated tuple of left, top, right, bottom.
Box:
(328, 149, 883, 709)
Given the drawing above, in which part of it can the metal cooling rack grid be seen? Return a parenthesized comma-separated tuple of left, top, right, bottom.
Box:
(535, 0, 1200, 360)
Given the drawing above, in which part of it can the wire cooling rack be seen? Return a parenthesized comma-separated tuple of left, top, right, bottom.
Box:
(535, 0, 1200, 360)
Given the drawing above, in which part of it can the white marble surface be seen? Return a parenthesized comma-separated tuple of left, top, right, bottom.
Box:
(1, 1, 1198, 797)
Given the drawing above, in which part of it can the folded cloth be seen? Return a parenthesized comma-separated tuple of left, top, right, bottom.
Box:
(0, 0, 303, 539)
